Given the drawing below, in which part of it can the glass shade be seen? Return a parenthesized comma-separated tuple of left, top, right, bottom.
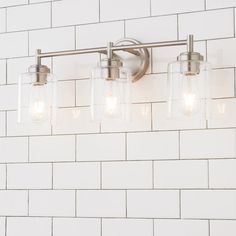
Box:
(91, 63, 131, 121)
(18, 72, 57, 124)
(167, 60, 211, 120)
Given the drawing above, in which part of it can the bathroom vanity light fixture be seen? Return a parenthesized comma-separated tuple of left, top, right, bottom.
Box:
(17, 34, 211, 124)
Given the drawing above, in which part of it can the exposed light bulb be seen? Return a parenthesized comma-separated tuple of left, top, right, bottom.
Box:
(29, 84, 49, 122)
(105, 93, 118, 115)
(181, 76, 200, 116)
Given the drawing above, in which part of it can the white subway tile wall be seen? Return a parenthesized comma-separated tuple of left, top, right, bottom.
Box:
(0, 0, 234, 235)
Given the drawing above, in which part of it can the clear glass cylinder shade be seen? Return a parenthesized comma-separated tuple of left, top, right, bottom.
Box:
(18, 72, 57, 124)
(91, 64, 131, 121)
(167, 60, 211, 120)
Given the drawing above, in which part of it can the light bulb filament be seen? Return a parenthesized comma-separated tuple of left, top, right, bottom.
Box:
(105, 95, 118, 115)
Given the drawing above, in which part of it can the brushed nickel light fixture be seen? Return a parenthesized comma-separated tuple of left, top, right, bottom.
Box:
(17, 34, 212, 124)
(167, 35, 211, 120)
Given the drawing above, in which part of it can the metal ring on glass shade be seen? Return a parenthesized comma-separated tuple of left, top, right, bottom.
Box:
(114, 38, 150, 82)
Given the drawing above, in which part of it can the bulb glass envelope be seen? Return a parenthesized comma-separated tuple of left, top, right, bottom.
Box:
(91, 58, 131, 121)
(17, 67, 57, 124)
(167, 59, 211, 120)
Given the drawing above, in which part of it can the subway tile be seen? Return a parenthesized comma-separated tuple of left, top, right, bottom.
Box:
(154, 160, 208, 189)
(77, 133, 125, 161)
(182, 190, 236, 219)
(152, 103, 207, 130)
(0, 137, 28, 163)
(0, 165, 6, 189)
(57, 81, 75, 108)
(127, 131, 179, 160)
(0, 190, 28, 216)
(154, 219, 209, 236)
(100, 0, 150, 21)
(131, 74, 167, 103)
(126, 15, 177, 43)
(7, 3, 51, 32)
(179, 9, 234, 40)
(53, 54, 99, 80)
(207, 0, 236, 9)
(29, 190, 75, 216)
(53, 162, 100, 189)
(101, 104, 152, 132)
(53, 218, 101, 236)
(52, 0, 98, 27)
(151, 0, 204, 16)
(102, 161, 153, 189)
(29, 135, 75, 162)
(29, 27, 75, 56)
(0, 112, 5, 137)
(0, 32, 28, 59)
(7, 163, 52, 189)
(209, 159, 236, 188)
(210, 220, 236, 236)
(103, 219, 153, 236)
(76, 21, 124, 49)
(77, 190, 126, 217)
(7, 111, 51, 136)
(0, 218, 4, 236)
(0, 85, 17, 110)
(208, 98, 236, 128)
(211, 69, 235, 98)
(207, 38, 236, 69)
(7, 217, 51, 236)
(180, 129, 236, 159)
(0, 9, 6, 33)
(52, 107, 100, 135)
(127, 190, 179, 218)
(0, 0, 27, 7)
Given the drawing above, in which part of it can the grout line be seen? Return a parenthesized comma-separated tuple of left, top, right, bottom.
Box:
(100, 218, 103, 236)
(5, 217, 7, 236)
(51, 218, 54, 236)
(98, 0, 101, 22)
(1, 215, 226, 220)
(50, 1, 53, 28)
(152, 218, 155, 236)
(208, 219, 211, 236)
(1, 156, 236, 165)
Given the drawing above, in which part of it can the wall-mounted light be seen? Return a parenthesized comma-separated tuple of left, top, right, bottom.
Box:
(18, 50, 57, 124)
(17, 34, 212, 124)
(167, 35, 211, 120)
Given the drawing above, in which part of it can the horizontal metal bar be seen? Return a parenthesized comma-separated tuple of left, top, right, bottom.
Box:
(38, 40, 187, 59)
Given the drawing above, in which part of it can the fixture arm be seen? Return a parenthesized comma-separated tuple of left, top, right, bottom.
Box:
(36, 39, 187, 59)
